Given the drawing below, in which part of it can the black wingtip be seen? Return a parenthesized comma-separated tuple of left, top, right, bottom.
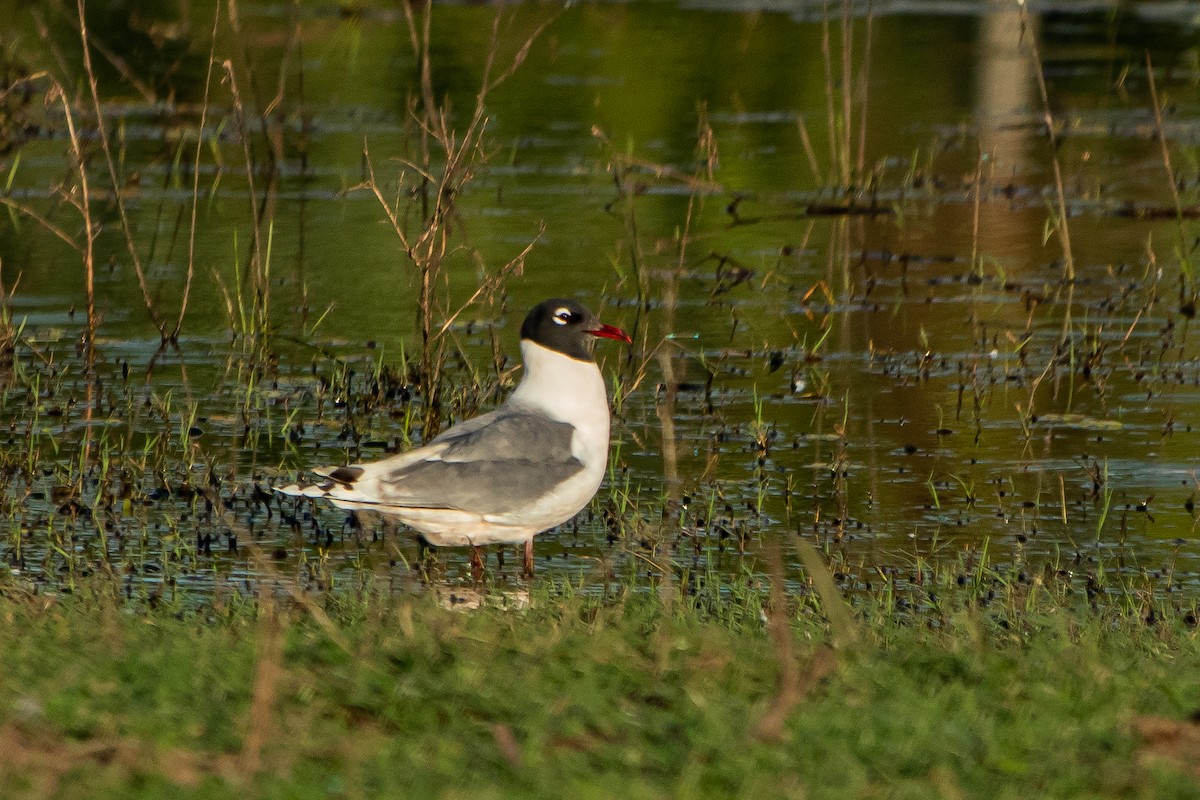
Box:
(325, 466, 365, 485)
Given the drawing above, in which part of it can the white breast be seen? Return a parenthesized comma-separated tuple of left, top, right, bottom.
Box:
(507, 339, 611, 470)
(481, 339, 612, 536)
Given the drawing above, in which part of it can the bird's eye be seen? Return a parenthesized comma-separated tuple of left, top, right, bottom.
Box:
(553, 307, 573, 325)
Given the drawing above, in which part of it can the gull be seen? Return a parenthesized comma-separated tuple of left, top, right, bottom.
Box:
(276, 298, 631, 579)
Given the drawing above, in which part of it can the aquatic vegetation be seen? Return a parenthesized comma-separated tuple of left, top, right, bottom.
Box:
(0, 1, 1194, 609)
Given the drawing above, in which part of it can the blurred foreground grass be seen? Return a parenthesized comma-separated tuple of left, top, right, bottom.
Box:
(0, 570, 1198, 800)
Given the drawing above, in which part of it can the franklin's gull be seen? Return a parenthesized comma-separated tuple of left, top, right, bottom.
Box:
(276, 298, 631, 579)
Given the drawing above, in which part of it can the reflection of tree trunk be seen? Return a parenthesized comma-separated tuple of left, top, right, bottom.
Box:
(975, 2, 1038, 275)
(976, 2, 1032, 176)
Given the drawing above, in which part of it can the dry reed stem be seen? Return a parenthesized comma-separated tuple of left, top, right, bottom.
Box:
(173, 2, 224, 341)
(226, 0, 284, 175)
(613, 339, 666, 409)
(226, 0, 290, 295)
(1144, 51, 1192, 282)
(820, 10, 838, 186)
(0, 202, 71, 252)
(971, 145, 984, 277)
(358, 141, 414, 249)
(752, 541, 837, 741)
(241, 591, 284, 777)
(222, 59, 270, 336)
(1144, 52, 1183, 216)
(855, 0, 875, 177)
(796, 115, 823, 184)
(43, 0, 157, 102)
(793, 534, 860, 649)
(652, 111, 717, 611)
(840, 0, 853, 185)
(51, 82, 95, 352)
(49, 73, 101, 481)
(605, 152, 725, 194)
(435, 225, 543, 339)
(76, 0, 166, 336)
(1018, 0, 1075, 282)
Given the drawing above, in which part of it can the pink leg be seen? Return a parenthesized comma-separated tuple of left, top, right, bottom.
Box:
(522, 539, 534, 578)
(470, 546, 485, 583)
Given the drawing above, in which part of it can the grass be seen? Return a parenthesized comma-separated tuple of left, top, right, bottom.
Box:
(0, 572, 1197, 799)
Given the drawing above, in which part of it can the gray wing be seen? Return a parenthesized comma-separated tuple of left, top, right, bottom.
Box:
(371, 411, 584, 514)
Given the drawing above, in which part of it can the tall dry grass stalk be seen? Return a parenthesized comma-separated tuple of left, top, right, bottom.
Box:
(657, 113, 719, 502)
(241, 591, 283, 777)
(173, 2, 225, 342)
(223, 59, 274, 341)
(752, 540, 839, 741)
(75, 0, 166, 338)
(53, 79, 97, 359)
(1017, 0, 1076, 284)
(1144, 51, 1195, 290)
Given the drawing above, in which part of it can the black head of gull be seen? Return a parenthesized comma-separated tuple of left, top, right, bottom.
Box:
(520, 298, 632, 362)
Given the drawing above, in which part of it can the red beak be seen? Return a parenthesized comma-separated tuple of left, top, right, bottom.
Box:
(587, 323, 632, 344)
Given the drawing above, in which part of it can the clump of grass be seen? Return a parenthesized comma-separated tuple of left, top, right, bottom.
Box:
(0, 574, 1196, 799)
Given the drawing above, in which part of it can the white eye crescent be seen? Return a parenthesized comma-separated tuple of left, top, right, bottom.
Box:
(553, 307, 572, 325)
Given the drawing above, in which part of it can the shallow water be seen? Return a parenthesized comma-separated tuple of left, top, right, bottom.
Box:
(0, 1, 1198, 601)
